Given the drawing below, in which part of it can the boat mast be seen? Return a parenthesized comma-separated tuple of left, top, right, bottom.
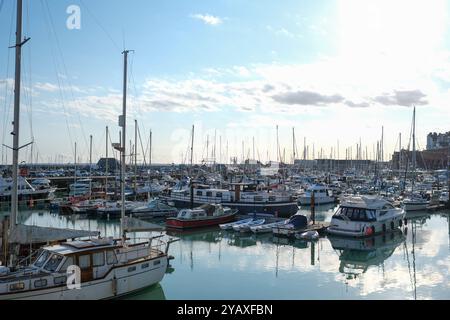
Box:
(412, 106, 416, 172)
(120, 49, 131, 240)
(9, 0, 30, 266)
(190, 125, 194, 170)
(105, 126, 108, 199)
(147, 129, 152, 199)
(89, 134, 92, 199)
(292, 128, 296, 165)
(134, 119, 137, 201)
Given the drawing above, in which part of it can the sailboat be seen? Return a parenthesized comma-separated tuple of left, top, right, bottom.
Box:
(0, 1, 176, 300)
(402, 107, 430, 212)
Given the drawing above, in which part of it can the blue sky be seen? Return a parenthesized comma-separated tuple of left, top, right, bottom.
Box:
(1, 0, 449, 164)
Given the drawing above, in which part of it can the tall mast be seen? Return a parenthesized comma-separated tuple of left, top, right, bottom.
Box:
(120, 50, 130, 240)
(89, 134, 92, 199)
(134, 119, 137, 201)
(276, 125, 280, 162)
(412, 107, 416, 172)
(10, 0, 26, 237)
(399, 132, 402, 172)
(190, 125, 194, 168)
(105, 126, 108, 199)
(292, 128, 296, 164)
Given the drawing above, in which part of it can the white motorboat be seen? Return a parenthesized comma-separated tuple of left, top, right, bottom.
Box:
(219, 218, 253, 230)
(402, 195, 429, 212)
(298, 184, 335, 206)
(250, 220, 288, 234)
(232, 219, 265, 233)
(327, 195, 405, 237)
(131, 199, 178, 218)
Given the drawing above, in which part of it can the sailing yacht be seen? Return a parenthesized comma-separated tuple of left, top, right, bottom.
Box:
(0, 2, 176, 300)
(401, 107, 430, 212)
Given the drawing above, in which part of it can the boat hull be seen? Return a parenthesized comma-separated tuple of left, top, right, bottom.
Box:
(0, 255, 168, 300)
(166, 212, 236, 229)
(163, 198, 298, 217)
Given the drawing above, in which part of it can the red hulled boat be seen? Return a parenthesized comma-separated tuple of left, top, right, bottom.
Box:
(166, 204, 237, 229)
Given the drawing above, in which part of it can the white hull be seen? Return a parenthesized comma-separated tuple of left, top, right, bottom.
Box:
(0, 256, 168, 300)
(298, 196, 335, 205)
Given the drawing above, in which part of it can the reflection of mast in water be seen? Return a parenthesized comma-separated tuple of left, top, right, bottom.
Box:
(275, 242, 280, 278)
(411, 220, 417, 300)
(310, 241, 315, 266)
(218, 237, 222, 261)
(292, 246, 295, 267)
(190, 241, 194, 271)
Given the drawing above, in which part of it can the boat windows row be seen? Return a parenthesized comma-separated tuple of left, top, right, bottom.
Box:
(333, 207, 377, 222)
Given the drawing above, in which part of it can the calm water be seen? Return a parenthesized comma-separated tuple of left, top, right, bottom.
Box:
(4, 205, 450, 300)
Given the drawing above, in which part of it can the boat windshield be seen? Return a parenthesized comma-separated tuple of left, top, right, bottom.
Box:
(334, 207, 376, 222)
(43, 254, 64, 272)
(34, 250, 51, 268)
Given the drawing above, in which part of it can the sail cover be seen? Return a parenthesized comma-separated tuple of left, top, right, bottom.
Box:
(9, 225, 100, 244)
(122, 216, 165, 232)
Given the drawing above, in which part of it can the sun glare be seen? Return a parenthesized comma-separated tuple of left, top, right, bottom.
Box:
(337, 0, 448, 58)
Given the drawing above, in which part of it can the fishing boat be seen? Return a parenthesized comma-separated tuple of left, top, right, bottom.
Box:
(250, 220, 288, 234)
(272, 214, 308, 237)
(131, 199, 178, 218)
(327, 195, 405, 237)
(232, 219, 265, 233)
(166, 204, 237, 229)
(219, 218, 253, 230)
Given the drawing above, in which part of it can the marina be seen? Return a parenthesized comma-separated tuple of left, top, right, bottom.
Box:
(1, 204, 448, 300)
(0, 0, 449, 301)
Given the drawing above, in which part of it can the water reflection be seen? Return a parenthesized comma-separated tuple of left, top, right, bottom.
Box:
(2, 207, 449, 299)
(329, 231, 406, 279)
(121, 284, 167, 300)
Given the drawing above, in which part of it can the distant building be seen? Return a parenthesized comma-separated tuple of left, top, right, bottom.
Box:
(427, 132, 450, 150)
(97, 158, 120, 172)
(391, 148, 449, 170)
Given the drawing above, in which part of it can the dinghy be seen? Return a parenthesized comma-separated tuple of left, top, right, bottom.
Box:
(219, 218, 253, 230)
(232, 219, 265, 233)
(295, 230, 319, 241)
(250, 220, 288, 234)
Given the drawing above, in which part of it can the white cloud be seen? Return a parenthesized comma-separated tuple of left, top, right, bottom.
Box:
(190, 14, 223, 26)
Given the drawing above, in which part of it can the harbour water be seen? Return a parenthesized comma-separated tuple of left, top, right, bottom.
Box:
(4, 204, 449, 300)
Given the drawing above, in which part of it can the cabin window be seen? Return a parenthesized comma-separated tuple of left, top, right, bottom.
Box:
(34, 279, 48, 288)
(79, 254, 91, 269)
(216, 192, 222, 198)
(153, 260, 161, 266)
(128, 266, 136, 272)
(106, 250, 118, 265)
(206, 191, 212, 197)
(196, 191, 203, 196)
(34, 250, 50, 268)
(9, 283, 25, 292)
(254, 196, 263, 202)
(268, 196, 276, 202)
(366, 210, 376, 221)
(141, 263, 149, 269)
(44, 254, 64, 272)
(60, 256, 74, 272)
(93, 252, 105, 267)
(54, 276, 67, 285)
(192, 213, 198, 218)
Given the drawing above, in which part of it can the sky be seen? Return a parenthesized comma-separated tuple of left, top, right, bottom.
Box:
(1, 0, 450, 165)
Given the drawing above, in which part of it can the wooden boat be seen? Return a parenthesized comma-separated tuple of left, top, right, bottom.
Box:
(166, 204, 237, 229)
